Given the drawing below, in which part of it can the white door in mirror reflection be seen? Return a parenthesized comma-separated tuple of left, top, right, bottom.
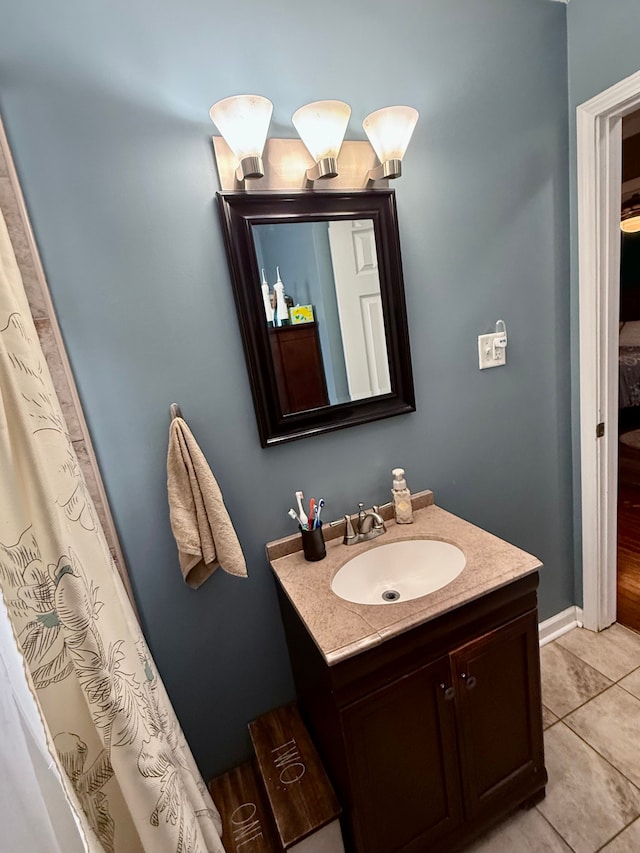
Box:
(329, 220, 391, 400)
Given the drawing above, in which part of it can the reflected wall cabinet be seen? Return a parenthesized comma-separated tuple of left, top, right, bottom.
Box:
(268, 322, 329, 415)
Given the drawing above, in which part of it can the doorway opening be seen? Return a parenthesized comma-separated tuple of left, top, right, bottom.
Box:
(578, 69, 640, 632)
(617, 109, 640, 631)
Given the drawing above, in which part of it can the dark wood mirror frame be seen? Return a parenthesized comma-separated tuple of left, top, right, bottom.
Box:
(217, 189, 415, 447)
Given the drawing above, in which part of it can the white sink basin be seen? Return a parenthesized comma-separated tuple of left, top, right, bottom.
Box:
(331, 539, 466, 605)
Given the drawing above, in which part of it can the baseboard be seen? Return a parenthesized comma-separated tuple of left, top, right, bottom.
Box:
(538, 606, 584, 646)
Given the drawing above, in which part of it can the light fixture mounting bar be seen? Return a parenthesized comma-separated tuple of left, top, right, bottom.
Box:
(212, 137, 390, 191)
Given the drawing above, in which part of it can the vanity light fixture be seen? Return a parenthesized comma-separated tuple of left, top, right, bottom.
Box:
(209, 94, 273, 181)
(621, 193, 640, 233)
(209, 96, 419, 190)
(363, 106, 419, 181)
(291, 100, 352, 181)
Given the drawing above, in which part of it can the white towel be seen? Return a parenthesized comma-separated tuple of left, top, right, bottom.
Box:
(167, 417, 247, 588)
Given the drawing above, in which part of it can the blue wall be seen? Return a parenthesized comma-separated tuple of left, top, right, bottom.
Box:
(567, 0, 640, 109)
(0, 0, 572, 780)
(567, 0, 640, 602)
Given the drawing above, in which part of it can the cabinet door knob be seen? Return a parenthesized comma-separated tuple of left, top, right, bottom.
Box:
(461, 673, 477, 690)
(440, 683, 455, 701)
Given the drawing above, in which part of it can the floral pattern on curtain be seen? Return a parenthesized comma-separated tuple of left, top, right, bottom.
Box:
(0, 208, 225, 853)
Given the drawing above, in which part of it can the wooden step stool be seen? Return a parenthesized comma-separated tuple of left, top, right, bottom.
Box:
(249, 702, 344, 853)
(209, 758, 283, 853)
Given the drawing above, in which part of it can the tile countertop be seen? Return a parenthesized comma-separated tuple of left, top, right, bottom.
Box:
(266, 491, 542, 667)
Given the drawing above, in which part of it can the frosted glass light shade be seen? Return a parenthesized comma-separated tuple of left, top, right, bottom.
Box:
(292, 100, 351, 162)
(209, 95, 273, 161)
(621, 194, 640, 233)
(363, 106, 419, 164)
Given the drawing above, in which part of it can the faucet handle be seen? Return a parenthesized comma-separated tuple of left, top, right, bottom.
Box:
(343, 514, 358, 545)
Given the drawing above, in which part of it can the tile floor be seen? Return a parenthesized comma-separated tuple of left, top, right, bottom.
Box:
(463, 623, 640, 853)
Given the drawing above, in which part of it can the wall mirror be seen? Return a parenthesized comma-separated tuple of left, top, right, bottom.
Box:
(217, 189, 415, 446)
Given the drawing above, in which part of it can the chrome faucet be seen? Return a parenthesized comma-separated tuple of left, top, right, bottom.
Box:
(343, 503, 387, 545)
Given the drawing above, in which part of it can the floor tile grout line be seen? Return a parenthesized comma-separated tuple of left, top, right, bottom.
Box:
(543, 677, 614, 723)
(549, 622, 640, 678)
(541, 633, 640, 848)
(545, 639, 616, 686)
(532, 804, 578, 853)
(463, 628, 640, 853)
(594, 818, 637, 853)
(542, 719, 640, 852)
(542, 648, 640, 717)
(552, 627, 640, 683)
(613, 663, 640, 685)
(555, 714, 640, 798)
(618, 679, 640, 701)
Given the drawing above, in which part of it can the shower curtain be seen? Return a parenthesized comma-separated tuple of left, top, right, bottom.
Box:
(0, 207, 225, 853)
(0, 589, 87, 852)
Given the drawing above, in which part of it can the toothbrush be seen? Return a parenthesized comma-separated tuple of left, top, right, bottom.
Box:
(295, 491, 308, 529)
(288, 508, 302, 527)
(308, 498, 316, 529)
(316, 498, 325, 527)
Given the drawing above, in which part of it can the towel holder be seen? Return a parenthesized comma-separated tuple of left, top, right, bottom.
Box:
(170, 403, 183, 420)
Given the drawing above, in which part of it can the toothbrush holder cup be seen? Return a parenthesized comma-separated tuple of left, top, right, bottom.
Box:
(300, 524, 326, 562)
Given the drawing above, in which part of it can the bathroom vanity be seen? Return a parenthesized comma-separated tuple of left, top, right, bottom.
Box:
(267, 492, 547, 853)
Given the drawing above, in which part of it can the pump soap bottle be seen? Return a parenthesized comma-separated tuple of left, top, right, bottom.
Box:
(391, 467, 413, 524)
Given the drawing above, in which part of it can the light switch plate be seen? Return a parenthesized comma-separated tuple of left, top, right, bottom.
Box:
(478, 333, 507, 369)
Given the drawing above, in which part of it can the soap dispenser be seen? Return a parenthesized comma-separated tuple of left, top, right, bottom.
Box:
(391, 467, 413, 524)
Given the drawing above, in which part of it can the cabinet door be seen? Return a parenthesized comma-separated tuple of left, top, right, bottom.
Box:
(451, 609, 545, 818)
(340, 655, 463, 853)
(268, 324, 329, 414)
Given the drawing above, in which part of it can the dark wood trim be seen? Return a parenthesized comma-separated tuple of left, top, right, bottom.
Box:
(216, 190, 415, 447)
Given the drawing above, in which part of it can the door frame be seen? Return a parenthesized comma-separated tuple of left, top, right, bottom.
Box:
(578, 69, 640, 630)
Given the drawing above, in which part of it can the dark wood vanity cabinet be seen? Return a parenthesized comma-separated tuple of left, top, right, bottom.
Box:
(341, 654, 463, 852)
(277, 573, 547, 853)
(451, 609, 544, 822)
